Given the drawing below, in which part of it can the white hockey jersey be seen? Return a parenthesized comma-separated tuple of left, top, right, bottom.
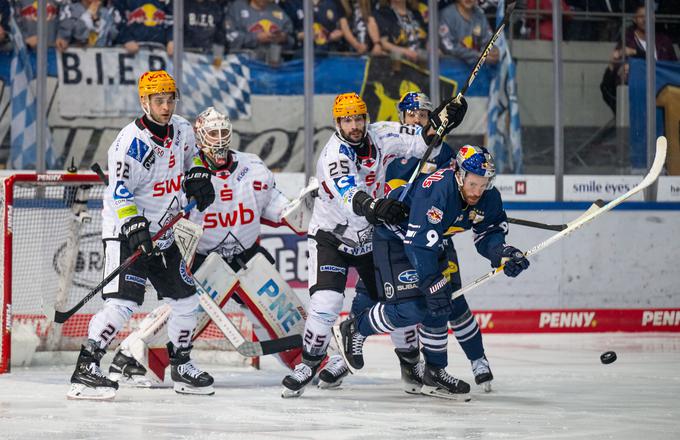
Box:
(192, 151, 290, 258)
(309, 121, 428, 252)
(102, 115, 200, 249)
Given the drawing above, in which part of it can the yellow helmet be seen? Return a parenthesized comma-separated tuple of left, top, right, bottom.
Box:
(332, 92, 367, 119)
(138, 70, 177, 100)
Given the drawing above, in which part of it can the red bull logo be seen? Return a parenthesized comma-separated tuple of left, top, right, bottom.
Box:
(313, 23, 329, 45)
(458, 146, 475, 159)
(20, 2, 58, 21)
(127, 4, 167, 27)
(248, 19, 280, 34)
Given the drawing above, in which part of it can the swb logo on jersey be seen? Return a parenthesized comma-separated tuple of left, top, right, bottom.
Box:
(203, 203, 255, 228)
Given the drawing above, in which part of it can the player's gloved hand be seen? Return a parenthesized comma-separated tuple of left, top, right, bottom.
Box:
(423, 275, 455, 317)
(499, 244, 529, 277)
(365, 198, 410, 225)
(428, 96, 468, 138)
(121, 215, 153, 256)
(183, 167, 215, 212)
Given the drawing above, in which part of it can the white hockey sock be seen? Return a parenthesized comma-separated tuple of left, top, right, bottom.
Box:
(88, 298, 138, 350)
(167, 295, 199, 349)
(390, 324, 419, 351)
(303, 289, 343, 357)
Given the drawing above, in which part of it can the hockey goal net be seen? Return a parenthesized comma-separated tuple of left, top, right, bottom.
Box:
(0, 173, 256, 374)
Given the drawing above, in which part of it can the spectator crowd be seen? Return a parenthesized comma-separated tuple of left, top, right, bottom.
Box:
(1, 0, 679, 67)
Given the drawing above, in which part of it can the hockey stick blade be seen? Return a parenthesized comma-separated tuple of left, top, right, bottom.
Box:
(196, 282, 302, 357)
(452, 136, 667, 301)
(52, 199, 197, 324)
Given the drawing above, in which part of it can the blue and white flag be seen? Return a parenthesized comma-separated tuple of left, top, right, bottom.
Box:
(176, 53, 251, 120)
(487, 0, 523, 173)
(9, 13, 55, 170)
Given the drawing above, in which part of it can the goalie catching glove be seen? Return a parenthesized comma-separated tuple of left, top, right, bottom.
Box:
(424, 96, 468, 144)
(352, 190, 409, 225)
(183, 167, 215, 211)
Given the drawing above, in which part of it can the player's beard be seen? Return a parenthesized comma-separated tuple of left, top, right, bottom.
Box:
(460, 187, 481, 206)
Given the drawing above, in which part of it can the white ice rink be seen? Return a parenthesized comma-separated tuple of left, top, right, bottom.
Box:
(1, 333, 679, 440)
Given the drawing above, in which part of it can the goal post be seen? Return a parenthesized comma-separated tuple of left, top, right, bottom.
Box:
(0, 173, 255, 373)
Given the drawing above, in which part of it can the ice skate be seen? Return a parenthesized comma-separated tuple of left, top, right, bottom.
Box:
(282, 354, 323, 398)
(332, 317, 365, 373)
(394, 348, 424, 395)
(168, 343, 214, 396)
(67, 341, 119, 401)
(108, 350, 153, 387)
(471, 355, 493, 392)
(421, 364, 471, 401)
(318, 354, 349, 389)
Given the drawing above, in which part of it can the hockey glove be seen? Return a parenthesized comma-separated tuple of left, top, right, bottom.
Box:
(499, 244, 530, 278)
(121, 215, 153, 256)
(353, 191, 409, 225)
(182, 167, 215, 212)
(423, 276, 455, 317)
(425, 96, 468, 142)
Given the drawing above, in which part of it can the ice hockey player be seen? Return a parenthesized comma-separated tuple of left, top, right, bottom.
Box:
(109, 106, 316, 384)
(67, 70, 216, 400)
(383, 92, 495, 393)
(281, 91, 468, 398)
(334, 146, 530, 400)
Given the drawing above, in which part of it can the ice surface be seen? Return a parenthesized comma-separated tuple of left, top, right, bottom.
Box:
(1, 333, 679, 440)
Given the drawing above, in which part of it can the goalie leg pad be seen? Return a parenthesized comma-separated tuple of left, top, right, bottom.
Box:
(115, 304, 172, 384)
(88, 298, 138, 349)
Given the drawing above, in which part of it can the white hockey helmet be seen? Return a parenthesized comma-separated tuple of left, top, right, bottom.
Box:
(195, 107, 232, 168)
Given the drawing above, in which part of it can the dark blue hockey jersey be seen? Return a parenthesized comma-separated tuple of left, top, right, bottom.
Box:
(379, 166, 509, 289)
(385, 141, 455, 191)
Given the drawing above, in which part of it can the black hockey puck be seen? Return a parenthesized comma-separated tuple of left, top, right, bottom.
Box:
(600, 351, 617, 364)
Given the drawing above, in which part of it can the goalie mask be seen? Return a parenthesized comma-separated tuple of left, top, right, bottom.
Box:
(454, 145, 496, 191)
(333, 92, 369, 147)
(397, 92, 433, 125)
(195, 107, 233, 169)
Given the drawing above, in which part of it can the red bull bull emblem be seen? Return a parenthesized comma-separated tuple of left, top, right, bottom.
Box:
(426, 206, 443, 224)
(20, 2, 58, 21)
(127, 4, 166, 26)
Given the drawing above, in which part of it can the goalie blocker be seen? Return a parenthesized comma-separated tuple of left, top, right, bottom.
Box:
(114, 247, 307, 383)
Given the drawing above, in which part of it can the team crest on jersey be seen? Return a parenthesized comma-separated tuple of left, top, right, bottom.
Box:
(384, 282, 394, 299)
(179, 260, 194, 286)
(127, 138, 149, 163)
(339, 144, 356, 162)
(469, 209, 484, 223)
(427, 206, 443, 224)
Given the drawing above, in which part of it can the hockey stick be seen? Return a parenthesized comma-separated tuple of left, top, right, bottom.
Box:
(399, 0, 517, 202)
(91, 162, 108, 185)
(451, 136, 667, 301)
(50, 199, 198, 324)
(506, 200, 606, 232)
(194, 278, 302, 357)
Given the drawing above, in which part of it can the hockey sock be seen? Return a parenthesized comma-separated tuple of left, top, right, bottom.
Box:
(167, 295, 199, 348)
(418, 324, 448, 368)
(303, 290, 343, 356)
(88, 298, 137, 349)
(358, 303, 395, 336)
(450, 297, 484, 361)
(390, 325, 419, 351)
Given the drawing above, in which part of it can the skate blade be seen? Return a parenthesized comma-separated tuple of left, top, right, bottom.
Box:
(318, 379, 343, 390)
(420, 385, 471, 402)
(109, 372, 154, 388)
(173, 382, 215, 396)
(330, 324, 356, 374)
(281, 386, 305, 398)
(403, 383, 422, 395)
(66, 383, 116, 401)
(480, 380, 492, 393)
